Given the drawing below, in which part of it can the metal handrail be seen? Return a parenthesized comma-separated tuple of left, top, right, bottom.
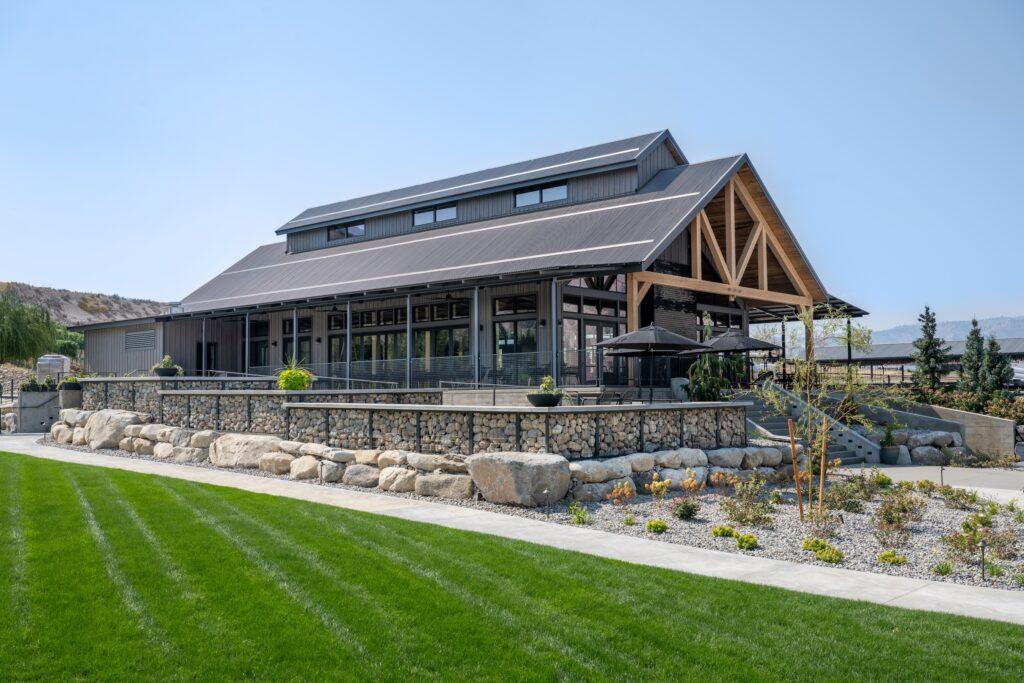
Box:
(764, 380, 880, 461)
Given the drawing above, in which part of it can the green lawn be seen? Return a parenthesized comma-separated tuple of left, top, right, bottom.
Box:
(1, 452, 1022, 681)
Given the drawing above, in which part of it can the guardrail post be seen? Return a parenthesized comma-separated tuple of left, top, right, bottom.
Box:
(415, 411, 422, 452)
(544, 413, 551, 453)
(515, 413, 522, 451)
(593, 413, 600, 457)
(467, 412, 474, 455)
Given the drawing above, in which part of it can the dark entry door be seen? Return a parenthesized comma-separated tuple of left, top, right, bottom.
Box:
(195, 342, 218, 376)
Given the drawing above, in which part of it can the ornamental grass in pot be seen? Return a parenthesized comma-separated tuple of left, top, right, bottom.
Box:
(527, 375, 562, 408)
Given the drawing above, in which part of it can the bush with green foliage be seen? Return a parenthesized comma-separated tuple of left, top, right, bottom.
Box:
(815, 545, 844, 563)
(719, 473, 775, 527)
(980, 336, 1014, 393)
(670, 498, 699, 520)
(1015, 573, 1024, 587)
(736, 533, 758, 550)
(985, 562, 1005, 578)
(958, 319, 985, 393)
(567, 501, 591, 525)
(877, 550, 907, 565)
(937, 485, 978, 510)
(932, 561, 953, 576)
(277, 358, 314, 391)
(802, 538, 830, 552)
(645, 518, 668, 534)
(622, 513, 635, 526)
(711, 524, 737, 538)
(530, 375, 561, 396)
(915, 479, 938, 495)
(806, 510, 843, 539)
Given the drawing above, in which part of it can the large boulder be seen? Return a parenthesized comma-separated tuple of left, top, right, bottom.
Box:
(59, 409, 93, 427)
(118, 437, 134, 452)
(170, 446, 208, 464)
(289, 455, 320, 480)
(323, 448, 355, 464)
(707, 448, 744, 468)
(908, 431, 948, 448)
(415, 473, 473, 499)
(209, 433, 282, 468)
(572, 476, 634, 502)
(354, 449, 381, 466)
(190, 430, 221, 449)
(597, 456, 635, 479)
(676, 448, 708, 468)
(342, 464, 380, 488)
(467, 452, 570, 507)
(660, 466, 707, 489)
(298, 443, 329, 458)
(379, 466, 417, 492)
(931, 432, 954, 448)
(377, 450, 409, 468)
(123, 424, 144, 438)
(276, 440, 305, 455)
(133, 438, 154, 455)
(319, 461, 345, 483)
(84, 409, 145, 449)
(623, 452, 655, 472)
(156, 427, 191, 446)
(896, 445, 912, 466)
(259, 452, 294, 475)
(756, 447, 784, 467)
(406, 452, 468, 473)
(892, 429, 909, 446)
(708, 466, 741, 485)
(139, 424, 167, 441)
(153, 442, 174, 460)
(910, 445, 946, 466)
(568, 459, 609, 484)
(740, 447, 764, 470)
(72, 427, 88, 446)
(50, 422, 73, 444)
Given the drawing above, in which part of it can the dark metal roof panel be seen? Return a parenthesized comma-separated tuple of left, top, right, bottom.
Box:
(182, 156, 742, 314)
(277, 131, 670, 233)
(804, 338, 1024, 362)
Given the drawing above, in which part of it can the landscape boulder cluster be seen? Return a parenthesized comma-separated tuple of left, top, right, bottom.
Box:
(48, 408, 794, 508)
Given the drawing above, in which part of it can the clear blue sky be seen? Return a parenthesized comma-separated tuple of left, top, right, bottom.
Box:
(2, 1, 1021, 330)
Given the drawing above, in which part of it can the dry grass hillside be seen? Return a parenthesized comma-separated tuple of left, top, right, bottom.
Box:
(0, 281, 167, 327)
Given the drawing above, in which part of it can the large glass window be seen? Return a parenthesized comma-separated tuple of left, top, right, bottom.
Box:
(413, 327, 470, 358)
(248, 319, 269, 337)
(492, 294, 536, 317)
(515, 183, 567, 208)
(282, 336, 311, 364)
(351, 332, 407, 362)
(327, 335, 345, 364)
(327, 222, 365, 241)
(327, 313, 346, 331)
(414, 203, 457, 226)
(282, 317, 312, 335)
(562, 318, 580, 369)
(494, 320, 537, 355)
(249, 340, 269, 367)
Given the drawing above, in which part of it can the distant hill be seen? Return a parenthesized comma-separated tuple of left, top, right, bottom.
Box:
(872, 316, 1024, 344)
(0, 281, 167, 327)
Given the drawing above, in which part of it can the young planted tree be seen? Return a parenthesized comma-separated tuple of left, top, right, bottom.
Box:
(957, 319, 984, 393)
(0, 291, 58, 365)
(980, 336, 1014, 393)
(910, 306, 950, 390)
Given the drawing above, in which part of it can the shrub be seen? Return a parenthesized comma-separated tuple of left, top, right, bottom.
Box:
(670, 498, 699, 520)
(719, 474, 775, 527)
(942, 526, 1018, 562)
(802, 538, 829, 552)
(873, 521, 910, 548)
(986, 562, 1005, 578)
(938, 485, 978, 510)
(711, 524, 737, 538)
(646, 518, 668, 534)
(1016, 510, 1024, 525)
(880, 490, 927, 524)
(645, 473, 671, 503)
(895, 480, 915, 492)
(1015, 573, 1024, 587)
(277, 365, 314, 391)
(622, 513, 635, 526)
(769, 490, 784, 506)
(932, 561, 953, 576)
(736, 533, 758, 550)
(567, 501, 591, 525)
(607, 481, 636, 506)
(878, 550, 907, 565)
(872, 472, 893, 489)
(915, 479, 938, 495)
(806, 510, 843, 539)
(815, 546, 844, 563)
(531, 375, 561, 396)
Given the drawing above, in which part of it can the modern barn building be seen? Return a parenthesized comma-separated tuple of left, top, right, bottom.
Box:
(78, 130, 859, 388)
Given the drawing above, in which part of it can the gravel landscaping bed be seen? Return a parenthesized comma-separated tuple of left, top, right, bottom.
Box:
(39, 438, 1024, 591)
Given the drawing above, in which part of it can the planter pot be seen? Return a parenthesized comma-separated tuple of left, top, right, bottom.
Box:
(153, 367, 179, 378)
(527, 393, 562, 408)
(59, 388, 83, 409)
(880, 446, 901, 465)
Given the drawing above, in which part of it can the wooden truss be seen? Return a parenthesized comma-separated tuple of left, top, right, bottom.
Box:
(626, 173, 815, 331)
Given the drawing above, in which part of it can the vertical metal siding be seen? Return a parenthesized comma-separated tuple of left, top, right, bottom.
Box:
(637, 141, 681, 188)
(83, 322, 163, 375)
(568, 167, 636, 202)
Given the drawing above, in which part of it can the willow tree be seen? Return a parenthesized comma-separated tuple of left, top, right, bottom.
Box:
(0, 292, 58, 364)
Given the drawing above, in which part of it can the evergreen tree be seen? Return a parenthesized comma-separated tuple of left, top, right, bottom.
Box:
(980, 336, 1014, 393)
(910, 306, 950, 390)
(957, 318, 984, 392)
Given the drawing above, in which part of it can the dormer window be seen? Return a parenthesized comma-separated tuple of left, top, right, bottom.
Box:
(413, 203, 457, 227)
(327, 222, 365, 242)
(515, 182, 568, 208)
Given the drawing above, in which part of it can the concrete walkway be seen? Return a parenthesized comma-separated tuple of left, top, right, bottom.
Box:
(3, 434, 1024, 627)
(846, 463, 1024, 504)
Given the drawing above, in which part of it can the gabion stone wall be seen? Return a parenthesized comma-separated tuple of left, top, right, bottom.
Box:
(286, 404, 747, 459)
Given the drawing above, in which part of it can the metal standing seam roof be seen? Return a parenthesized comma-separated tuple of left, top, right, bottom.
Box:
(277, 131, 681, 233)
(803, 338, 1024, 363)
(180, 155, 746, 314)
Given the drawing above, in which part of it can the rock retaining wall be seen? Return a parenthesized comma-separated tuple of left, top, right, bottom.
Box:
(284, 403, 747, 459)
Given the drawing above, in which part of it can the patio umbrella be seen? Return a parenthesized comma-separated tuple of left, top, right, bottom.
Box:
(597, 325, 708, 402)
(679, 329, 782, 386)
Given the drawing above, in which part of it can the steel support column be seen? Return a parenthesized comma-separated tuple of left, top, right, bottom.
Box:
(473, 286, 481, 387)
(244, 312, 250, 374)
(291, 308, 298, 364)
(201, 317, 207, 376)
(550, 277, 559, 387)
(405, 295, 412, 388)
(345, 302, 352, 390)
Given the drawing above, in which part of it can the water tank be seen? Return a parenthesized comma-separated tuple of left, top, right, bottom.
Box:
(36, 354, 71, 381)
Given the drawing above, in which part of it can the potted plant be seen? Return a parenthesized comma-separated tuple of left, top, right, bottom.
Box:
(527, 375, 562, 408)
(879, 422, 902, 465)
(277, 357, 314, 391)
(58, 375, 84, 409)
(151, 355, 184, 378)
